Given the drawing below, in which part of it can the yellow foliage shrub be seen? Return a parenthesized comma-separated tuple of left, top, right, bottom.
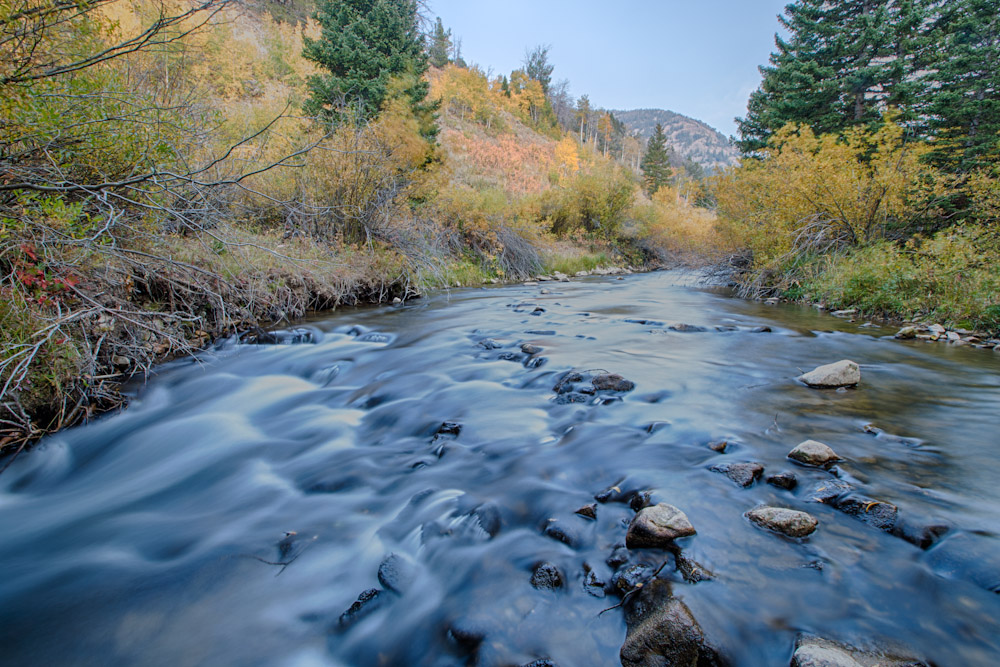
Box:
(713, 120, 935, 272)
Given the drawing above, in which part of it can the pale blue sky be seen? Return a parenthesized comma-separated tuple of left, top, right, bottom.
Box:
(425, 0, 791, 138)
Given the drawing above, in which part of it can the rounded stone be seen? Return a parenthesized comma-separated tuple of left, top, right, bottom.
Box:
(788, 440, 841, 467)
(626, 503, 696, 548)
(797, 359, 861, 388)
(746, 506, 818, 538)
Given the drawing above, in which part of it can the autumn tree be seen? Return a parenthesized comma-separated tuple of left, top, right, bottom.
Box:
(641, 124, 672, 194)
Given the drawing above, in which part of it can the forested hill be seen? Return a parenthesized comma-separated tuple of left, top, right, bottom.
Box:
(612, 109, 739, 171)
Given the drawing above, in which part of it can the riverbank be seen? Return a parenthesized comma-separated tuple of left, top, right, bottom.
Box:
(752, 296, 1000, 352)
(0, 236, 651, 456)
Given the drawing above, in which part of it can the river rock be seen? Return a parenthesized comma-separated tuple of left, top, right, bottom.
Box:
(788, 440, 841, 467)
(894, 326, 919, 339)
(710, 462, 764, 487)
(377, 553, 417, 594)
(808, 479, 854, 504)
(520, 343, 543, 355)
(583, 569, 607, 597)
(792, 636, 929, 667)
(891, 517, 949, 550)
(606, 545, 631, 569)
(746, 507, 818, 538)
(707, 439, 729, 453)
(530, 562, 564, 590)
(592, 373, 636, 392)
(338, 588, 386, 628)
(797, 360, 861, 388)
(620, 580, 722, 667)
(472, 502, 502, 537)
(575, 503, 597, 519)
(613, 563, 653, 595)
(553, 371, 585, 394)
(676, 554, 715, 583)
(668, 323, 708, 332)
(626, 503, 696, 548)
(766, 471, 798, 490)
(836, 496, 899, 532)
(544, 520, 582, 547)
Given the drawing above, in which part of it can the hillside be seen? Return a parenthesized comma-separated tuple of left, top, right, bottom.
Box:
(612, 108, 740, 171)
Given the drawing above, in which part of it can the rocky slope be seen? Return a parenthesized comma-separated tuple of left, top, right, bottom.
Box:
(613, 108, 740, 171)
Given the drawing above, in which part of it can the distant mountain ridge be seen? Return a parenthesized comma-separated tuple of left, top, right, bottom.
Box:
(612, 109, 740, 172)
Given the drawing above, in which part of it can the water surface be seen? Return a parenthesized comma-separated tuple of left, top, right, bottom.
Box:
(2, 271, 999, 666)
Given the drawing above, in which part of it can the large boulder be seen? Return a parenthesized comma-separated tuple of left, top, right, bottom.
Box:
(797, 360, 860, 388)
(626, 503, 696, 549)
(620, 580, 723, 667)
(788, 440, 841, 467)
(746, 507, 818, 538)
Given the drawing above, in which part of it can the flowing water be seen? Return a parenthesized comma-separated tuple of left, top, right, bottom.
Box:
(2, 271, 999, 666)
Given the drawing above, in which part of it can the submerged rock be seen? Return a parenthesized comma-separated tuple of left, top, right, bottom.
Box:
(797, 360, 861, 388)
(530, 562, 564, 590)
(613, 563, 652, 595)
(544, 520, 582, 547)
(626, 503, 696, 548)
(836, 496, 899, 533)
(575, 503, 598, 520)
(710, 462, 764, 488)
(472, 502, 502, 537)
(746, 506, 818, 538)
(377, 553, 417, 594)
(788, 440, 842, 467)
(592, 373, 636, 392)
(676, 554, 715, 583)
(668, 323, 708, 332)
(338, 588, 386, 628)
(808, 479, 854, 504)
(553, 371, 585, 394)
(766, 472, 798, 490)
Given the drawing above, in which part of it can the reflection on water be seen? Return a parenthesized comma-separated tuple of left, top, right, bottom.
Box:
(1, 272, 999, 666)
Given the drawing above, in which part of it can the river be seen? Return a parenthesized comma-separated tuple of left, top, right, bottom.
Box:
(1, 271, 998, 666)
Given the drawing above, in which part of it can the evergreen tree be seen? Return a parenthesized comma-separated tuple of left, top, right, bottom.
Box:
(922, 0, 1000, 172)
(736, 0, 926, 154)
(524, 44, 554, 95)
(428, 17, 452, 68)
(302, 0, 430, 126)
(641, 124, 672, 195)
